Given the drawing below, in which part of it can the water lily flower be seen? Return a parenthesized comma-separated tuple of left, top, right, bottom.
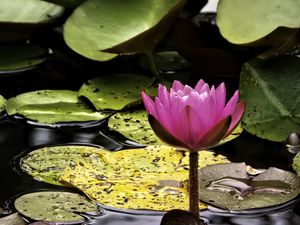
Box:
(142, 79, 246, 151)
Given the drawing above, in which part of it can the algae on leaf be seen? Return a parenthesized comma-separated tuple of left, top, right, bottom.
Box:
(14, 191, 99, 223)
(60, 145, 229, 211)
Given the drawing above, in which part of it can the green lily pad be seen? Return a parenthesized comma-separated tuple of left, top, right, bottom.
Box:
(61, 145, 229, 211)
(0, 0, 64, 41)
(14, 191, 99, 223)
(0, 95, 5, 113)
(216, 0, 300, 45)
(199, 163, 300, 210)
(63, 0, 187, 61)
(108, 109, 163, 145)
(20, 145, 107, 186)
(0, 44, 48, 73)
(6, 90, 111, 125)
(79, 74, 156, 111)
(240, 56, 300, 142)
(293, 151, 300, 176)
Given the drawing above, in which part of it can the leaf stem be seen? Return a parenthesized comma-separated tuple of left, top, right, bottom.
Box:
(146, 51, 164, 82)
(189, 151, 199, 217)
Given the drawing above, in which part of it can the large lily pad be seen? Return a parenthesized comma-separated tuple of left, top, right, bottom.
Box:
(0, 44, 48, 74)
(216, 0, 300, 45)
(63, 0, 186, 61)
(60, 145, 230, 211)
(14, 191, 99, 223)
(199, 163, 300, 210)
(240, 56, 300, 142)
(20, 145, 108, 186)
(5, 90, 111, 125)
(41, 0, 85, 8)
(79, 74, 156, 111)
(0, 0, 64, 41)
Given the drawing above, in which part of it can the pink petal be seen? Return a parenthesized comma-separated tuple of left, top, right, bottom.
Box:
(199, 83, 210, 94)
(141, 92, 157, 117)
(172, 80, 184, 91)
(182, 85, 193, 95)
(158, 84, 171, 112)
(154, 98, 175, 135)
(215, 83, 226, 114)
(226, 100, 246, 135)
(194, 79, 205, 92)
(193, 94, 215, 131)
(222, 90, 239, 117)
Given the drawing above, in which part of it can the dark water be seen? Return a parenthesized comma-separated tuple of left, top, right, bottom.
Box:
(0, 116, 300, 225)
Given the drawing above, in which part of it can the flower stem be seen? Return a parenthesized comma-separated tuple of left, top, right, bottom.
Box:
(145, 51, 164, 82)
(189, 151, 199, 218)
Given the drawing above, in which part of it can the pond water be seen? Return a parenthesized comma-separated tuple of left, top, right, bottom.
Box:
(0, 116, 299, 225)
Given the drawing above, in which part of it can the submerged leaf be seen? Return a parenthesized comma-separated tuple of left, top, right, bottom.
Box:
(78, 74, 155, 110)
(240, 56, 300, 141)
(0, 44, 48, 73)
(14, 191, 99, 223)
(60, 145, 230, 211)
(6, 90, 111, 124)
(63, 0, 186, 61)
(108, 109, 163, 145)
(20, 145, 109, 186)
(217, 0, 300, 45)
(199, 163, 300, 210)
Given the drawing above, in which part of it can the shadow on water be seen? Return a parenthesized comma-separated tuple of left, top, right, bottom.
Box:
(0, 116, 299, 225)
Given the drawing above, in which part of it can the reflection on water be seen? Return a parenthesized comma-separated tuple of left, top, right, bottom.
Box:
(0, 117, 300, 225)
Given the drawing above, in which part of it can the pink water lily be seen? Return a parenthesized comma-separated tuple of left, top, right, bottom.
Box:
(142, 79, 246, 152)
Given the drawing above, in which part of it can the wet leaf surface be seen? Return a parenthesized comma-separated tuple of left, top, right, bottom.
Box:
(0, 0, 64, 41)
(217, 0, 300, 45)
(5, 90, 111, 124)
(78, 74, 156, 110)
(64, 0, 186, 61)
(199, 163, 300, 210)
(60, 145, 230, 211)
(240, 56, 300, 142)
(14, 191, 99, 223)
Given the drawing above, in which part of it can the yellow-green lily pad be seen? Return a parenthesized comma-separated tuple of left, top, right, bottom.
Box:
(20, 145, 109, 186)
(108, 109, 163, 145)
(78, 74, 155, 111)
(60, 145, 230, 211)
(14, 191, 99, 223)
(5, 90, 112, 125)
(0, 95, 5, 114)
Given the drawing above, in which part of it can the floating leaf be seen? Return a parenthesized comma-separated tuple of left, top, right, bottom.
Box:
(0, 95, 5, 113)
(79, 74, 155, 111)
(199, 163, 300, 210)
(60, 145, 230, 211)
(20, 145, 108, 186)
(219, 124, 243, 145)
(0, 213, 26, 225)
(0, 0, 64, 41)
(108, 109, 163, 145)
(216, 0, 300, 45)
(240, 56, 300, 141)
(63, 0, 187, 61)
(5, 90, 111, 124)
(14, 191, 99, 223)
(293, 151, 300, 176)
(0, 44, 48, 73)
